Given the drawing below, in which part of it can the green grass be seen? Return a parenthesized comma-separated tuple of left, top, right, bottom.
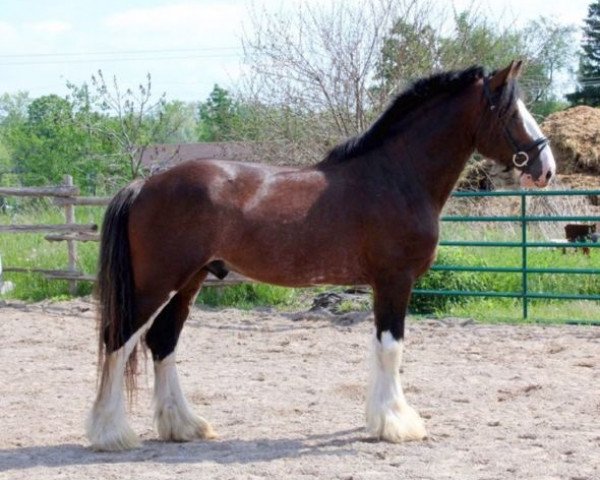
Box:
(0, 204, 101, 300)
(442, 298, 599, 325)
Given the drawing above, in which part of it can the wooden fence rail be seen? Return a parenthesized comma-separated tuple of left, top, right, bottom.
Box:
(0, 176, 244, 292)
(0, 223, 98, 233)
(0, 185, 79, 197)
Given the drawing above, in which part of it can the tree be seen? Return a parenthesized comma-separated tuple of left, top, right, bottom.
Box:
(155, 100, 198, 144)
(0, 92, 30, 186)
(198, 85, 239, 141)
(373, 10, 526, 96)
(0, 139, 11, 181)
(567, 1, 600, 106)
(8, 95, 86, 186)
(0, 92, 30, 125)
(373, 18, 438, 97)
(438, 11, 524, 69)
(436, 12, 574, 115)
(69, 71, 177, 181)
(520, 17, 575, 116)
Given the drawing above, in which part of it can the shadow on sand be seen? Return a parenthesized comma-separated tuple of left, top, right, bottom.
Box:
(0, 428, 366, 472)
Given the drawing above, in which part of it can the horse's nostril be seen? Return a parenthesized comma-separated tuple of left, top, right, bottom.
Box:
(546, 171, 553, 181)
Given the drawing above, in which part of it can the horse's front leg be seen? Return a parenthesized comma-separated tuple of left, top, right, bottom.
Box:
(366, 275, 427, 442)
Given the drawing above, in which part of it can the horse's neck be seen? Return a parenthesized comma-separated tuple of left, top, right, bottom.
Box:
(382, 94, 478, 211)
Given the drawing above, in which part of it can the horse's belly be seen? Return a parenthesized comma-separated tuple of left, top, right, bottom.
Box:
(223, 250, 366, 288)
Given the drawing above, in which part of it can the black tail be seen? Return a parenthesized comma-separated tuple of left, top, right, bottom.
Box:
(96, 180, 143, 397)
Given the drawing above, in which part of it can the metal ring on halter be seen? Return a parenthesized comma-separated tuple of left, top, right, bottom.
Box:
(512, 151, 529, 168)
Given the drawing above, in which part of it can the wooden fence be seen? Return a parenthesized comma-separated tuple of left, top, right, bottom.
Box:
(0, 176, 244, 293)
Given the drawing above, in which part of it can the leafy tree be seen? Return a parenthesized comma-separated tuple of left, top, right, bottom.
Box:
(154, 100, 198, 144)
(66, 82, 124, 193)
(493, 17, 575, 119)
(0, 139, 11, 177)
(8, 95, 84, 185)
(374, 19, 438, 96)
(0, 92, 30, 124)
(521, 18, 575, 104)
(0, 95, 22, 184)
(567, 0, 600, 106)
(0, 92, 30, 182)
(196, 85, 266, 142)
(440, 11, 524, 69)
(0, 90, 117, 193)
(198, 85, 240, 141)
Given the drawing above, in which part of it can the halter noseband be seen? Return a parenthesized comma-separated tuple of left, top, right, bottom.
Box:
(482, 77, 549, 170)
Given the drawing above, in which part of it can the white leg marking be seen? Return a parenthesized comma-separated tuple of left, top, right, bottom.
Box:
(154, 352, 216, 442)
(86, 292, 176, 451)
(366, 330, 427, 442)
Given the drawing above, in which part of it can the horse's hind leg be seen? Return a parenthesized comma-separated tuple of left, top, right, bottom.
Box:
(145, 269, 216, 442)
(87, 290, 176, 451)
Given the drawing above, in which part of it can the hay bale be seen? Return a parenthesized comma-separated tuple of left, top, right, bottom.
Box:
(457, 159, 518, 191)
(541, 106, 600, 174)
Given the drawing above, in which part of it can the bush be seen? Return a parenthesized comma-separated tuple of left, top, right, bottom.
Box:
(197, 283, 298, 309)
(410, 248, 491, 315)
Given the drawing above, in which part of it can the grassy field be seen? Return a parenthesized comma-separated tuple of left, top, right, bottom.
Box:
(1, 202, 598, 324)
(0, 202, 100, 300)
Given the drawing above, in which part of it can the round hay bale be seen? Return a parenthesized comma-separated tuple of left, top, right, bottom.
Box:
(541, 106, 600, 174)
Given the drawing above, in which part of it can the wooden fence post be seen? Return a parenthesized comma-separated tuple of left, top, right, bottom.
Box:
(63, 175, 78, 295)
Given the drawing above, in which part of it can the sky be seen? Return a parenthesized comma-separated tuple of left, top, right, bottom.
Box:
(0, 0, 594, 104)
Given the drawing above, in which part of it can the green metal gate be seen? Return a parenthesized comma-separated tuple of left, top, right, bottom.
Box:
(412, 189, 600, 323)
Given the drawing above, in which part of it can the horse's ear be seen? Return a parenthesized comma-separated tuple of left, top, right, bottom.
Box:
(489, 61, 520, 92)
(512, 60, 524, 78)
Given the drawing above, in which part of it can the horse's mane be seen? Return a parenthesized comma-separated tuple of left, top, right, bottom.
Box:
(321, 65, 499, 165)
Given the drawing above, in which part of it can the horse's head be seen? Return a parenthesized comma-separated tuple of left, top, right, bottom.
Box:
(475, 61, 556, 188)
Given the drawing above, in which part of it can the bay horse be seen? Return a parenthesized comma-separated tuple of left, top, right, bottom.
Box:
(87, 61, 555, 451)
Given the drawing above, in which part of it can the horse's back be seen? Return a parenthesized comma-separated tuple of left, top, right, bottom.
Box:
(142, 159, 299, 209)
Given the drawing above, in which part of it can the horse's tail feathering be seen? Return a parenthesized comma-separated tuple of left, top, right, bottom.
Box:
(96, 180, 143, 397)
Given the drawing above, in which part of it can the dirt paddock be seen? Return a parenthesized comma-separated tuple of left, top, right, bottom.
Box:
(0, 299, 598, 480)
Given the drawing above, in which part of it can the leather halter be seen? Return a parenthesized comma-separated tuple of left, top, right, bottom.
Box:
(482, 77, 549, 170)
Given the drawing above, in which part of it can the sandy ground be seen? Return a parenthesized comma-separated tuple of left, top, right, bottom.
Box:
(0, 298, 599, 480)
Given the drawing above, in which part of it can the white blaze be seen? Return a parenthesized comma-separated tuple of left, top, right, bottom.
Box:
(517, 99, 556, 187)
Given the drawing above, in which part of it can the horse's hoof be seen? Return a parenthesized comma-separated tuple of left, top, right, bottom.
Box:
(86, 414, 140, 451)
(156, 407, 217, 442)
(367, 403, 427, 443)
